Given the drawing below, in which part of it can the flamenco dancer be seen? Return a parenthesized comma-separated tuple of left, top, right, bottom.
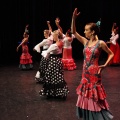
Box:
(33, 21, 53, 83)
(16, 25, 33, 70)
(106, 22, 120, 65)
(71, 8, 114, 119)
(39, 30, 69, 99)
(55, 17, 77, 70)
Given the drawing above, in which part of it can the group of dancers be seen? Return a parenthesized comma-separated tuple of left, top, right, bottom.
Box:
(16, 8, 116, 120)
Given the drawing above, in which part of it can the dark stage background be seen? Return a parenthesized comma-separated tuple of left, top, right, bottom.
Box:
(1, 0, 120, 64)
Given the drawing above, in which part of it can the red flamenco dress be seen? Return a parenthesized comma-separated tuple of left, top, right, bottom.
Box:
(19, 42, 33, 70)
(62, 37, 76, 70)
(109, 32, 120, 65)
(76, 41, 113, 120)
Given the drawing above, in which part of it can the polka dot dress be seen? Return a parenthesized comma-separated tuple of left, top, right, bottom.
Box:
(35, 56, 49, 83)
(39, 55, 69, 99)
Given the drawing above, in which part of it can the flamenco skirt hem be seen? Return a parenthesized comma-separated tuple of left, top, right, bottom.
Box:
(109, 43, 120, 65)
(19, 64, 33, 70)
(39, 84, 69, 98)
(76, 95, 113, 119)
(76, 107, 113, 120)
(62, 59, 76, 70)
(76, 95, 109, 111)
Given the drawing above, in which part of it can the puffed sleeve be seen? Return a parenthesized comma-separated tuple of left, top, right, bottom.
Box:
(41, 44, 58, 58)
(110, 34, 119, 45)
(48, 34, 53, 41)
(33, 39, 48, 53)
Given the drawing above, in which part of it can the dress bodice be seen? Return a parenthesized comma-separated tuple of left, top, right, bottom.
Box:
(43, 39, 53, 50)
(82, 40, 101, 83)
(22, 38, 28, 46)
(110, 32, 119, 45)
(83, 41, 101, 67)
(63, 37, 73, 48)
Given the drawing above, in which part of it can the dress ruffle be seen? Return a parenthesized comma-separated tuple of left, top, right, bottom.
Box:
(19, 64, 33, 70)
(62, 59, 76, 70)
(35, 57, 49, 84)
(76, 78, 106, 102)
(20, 53, 33, 64)
(76, 95, 109, 111)
(76, 105, 113, 120)
(109, 43, 120, 65)
(19, 44, 33, 70)
(39, 55, 69, 99)
(62, 48, 76, 70)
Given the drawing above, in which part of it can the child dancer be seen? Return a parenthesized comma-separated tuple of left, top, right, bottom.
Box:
(16, 25, 33, 70)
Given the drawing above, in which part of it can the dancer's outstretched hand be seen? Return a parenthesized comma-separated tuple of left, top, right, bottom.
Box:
(72, 8, 80, 19)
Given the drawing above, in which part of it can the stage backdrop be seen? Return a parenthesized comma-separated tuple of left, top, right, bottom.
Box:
(1, 0, 120, 64)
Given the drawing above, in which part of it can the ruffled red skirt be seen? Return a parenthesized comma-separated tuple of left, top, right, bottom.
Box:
(62, 48, 76, 70)
(20, 45, 33, 64)
(109, 43, 120, 65)
(76, 78, 113, 119)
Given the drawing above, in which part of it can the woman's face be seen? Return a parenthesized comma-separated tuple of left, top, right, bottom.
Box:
(113, 28, 118, 34)
(65, 32, 69, 37)
(23, 32, 28, 38)
(44, 31, 49, 38)
(84, 25, 93, 39)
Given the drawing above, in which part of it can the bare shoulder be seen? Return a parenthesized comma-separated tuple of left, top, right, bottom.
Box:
(99, 40, 108, 50)
(22, 38, 28, 43)
(99, 40, 106, 46)
(99, 40, 105, 44)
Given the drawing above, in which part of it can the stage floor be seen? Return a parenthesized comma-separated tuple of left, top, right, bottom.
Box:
(0, 60, 119, 120)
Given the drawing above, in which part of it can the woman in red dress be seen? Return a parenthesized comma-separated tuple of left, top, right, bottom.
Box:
(107, 23, 120, 65)
(55, 18, 77, 70)
(16, 25, 33, 70)
(71, 8, 114, 120)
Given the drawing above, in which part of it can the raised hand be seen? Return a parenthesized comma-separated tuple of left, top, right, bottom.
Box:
(55, 17, 60, 24)
(47, 21, 50, 24)
(25, 24, 29, 28)
(72, 8, 80, 19)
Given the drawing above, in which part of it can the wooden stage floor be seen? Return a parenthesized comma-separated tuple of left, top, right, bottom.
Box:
(0, 60, 119, 120)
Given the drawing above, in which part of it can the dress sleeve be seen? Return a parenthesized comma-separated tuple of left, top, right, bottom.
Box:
(41, 44, 58, 58)
(48, 34, 53, 41)
(33, 39, 48, 53)
(110, 34, 119, 45)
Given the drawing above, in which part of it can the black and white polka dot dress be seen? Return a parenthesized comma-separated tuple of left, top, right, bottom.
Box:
(39, 44, 69, 99)
(37, 56, 49, 83)
(34, 38, 53, 83)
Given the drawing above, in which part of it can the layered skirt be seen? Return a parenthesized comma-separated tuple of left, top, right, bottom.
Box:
(109, 43, 120, 65)
(39, 54, 69, 99)
(19, 45, 33, 70)
(76, 77, 113, 120)
(62, 48, 76, 70)
(35, 57, 49, 83)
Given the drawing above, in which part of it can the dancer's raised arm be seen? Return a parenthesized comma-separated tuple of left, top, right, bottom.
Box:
(71, 8, 87, 46)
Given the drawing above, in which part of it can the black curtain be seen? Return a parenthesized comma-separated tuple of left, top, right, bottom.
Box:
(1, 0, 120, 64)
